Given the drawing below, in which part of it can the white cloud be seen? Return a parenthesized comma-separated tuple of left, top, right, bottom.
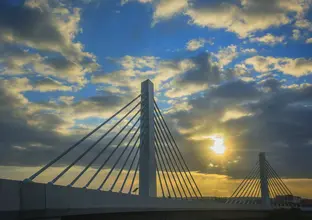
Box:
(295, 18, 312, 31)
(121, 0, 311, 38)
(58, 96, 75, 105)
(91, 56, 195, 94)
(91, 56, 159, 94)
(0, 1, 99, 85)
(221, 109, 252, 122)
(282, 83, 312, 90)
(1, 77, 33, 93)
(2, 0, 93, 61)
(186, 38, 206, 51)
(185, 0, 308, 38)
(245, 56, 312, 77)
(165, 83, 208, 98)
(0, 77, 71, 93)
(239, 76, 255, 82)
(240, 48, 257, 53)
(122, 0, 189, 24)
(33, 78, 72, 92)
(306, 38, 312, 43)
(115, 55, 158, 70)
(213, 45, 238, 67)
(153, 0, 189, 23)
(164, 52, 236, 98)
(0, 47, 97, 85)
(234, 63, 250, 76)
(249, 33, 285, 45)
(292, 29, 301, 40)
(121, 0, 152, 5)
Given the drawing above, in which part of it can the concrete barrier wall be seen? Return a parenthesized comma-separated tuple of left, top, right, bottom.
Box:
(0, 179, 264, 219)
(0, 179, 20, 211)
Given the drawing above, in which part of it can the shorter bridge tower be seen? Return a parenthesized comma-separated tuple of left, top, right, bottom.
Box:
(226, 152, 293, 208)
(259, 152, 270, 208)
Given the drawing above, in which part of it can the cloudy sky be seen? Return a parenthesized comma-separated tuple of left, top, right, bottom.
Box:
(1, 0, 312, 198)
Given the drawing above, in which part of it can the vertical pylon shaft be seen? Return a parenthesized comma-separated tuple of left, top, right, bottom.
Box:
(139, 79, 156, 197)
(259, 152, 270, 208)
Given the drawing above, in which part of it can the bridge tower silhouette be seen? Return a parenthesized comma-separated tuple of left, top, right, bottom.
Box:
(226, 152, 294, 208)
(24, 79, 202, 200)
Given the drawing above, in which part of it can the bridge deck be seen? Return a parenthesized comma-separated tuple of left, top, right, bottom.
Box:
(0, 179, 267, 219)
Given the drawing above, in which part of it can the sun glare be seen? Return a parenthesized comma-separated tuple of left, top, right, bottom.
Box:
(209, 135, 226, 155)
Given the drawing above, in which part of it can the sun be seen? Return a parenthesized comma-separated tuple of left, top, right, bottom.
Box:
(209, 135, 226, 155)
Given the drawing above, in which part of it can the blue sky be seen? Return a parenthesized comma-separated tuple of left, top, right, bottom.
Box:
(1, 0, 312, 197)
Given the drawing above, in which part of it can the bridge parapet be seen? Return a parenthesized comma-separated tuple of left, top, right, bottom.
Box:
(0, 179, 265, 219)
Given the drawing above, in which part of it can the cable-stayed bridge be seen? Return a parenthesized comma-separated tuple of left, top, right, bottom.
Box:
(0, 80, 302, 220)
(227, 153, 296, 208)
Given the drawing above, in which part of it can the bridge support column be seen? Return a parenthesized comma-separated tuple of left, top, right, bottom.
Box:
(259, 152, 270, 208)
(139, 79, 156, 197)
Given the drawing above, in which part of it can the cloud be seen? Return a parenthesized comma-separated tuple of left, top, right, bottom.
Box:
(0, 73, 143, 169)
(43, 56, 98, 84)
(240, 48, 257, 54)
(0, 45, 98, 85)
(153, 0, 189, 23)
(212, 45, 238, 67)
(186, 38, 206, 51)
(122, 0, 189, 24)
(0, 1, 98, 85)
(249, 33, 285, 45)
(0, 78, 73, 166)
(165, 83, 208, 98)
(209, 80, 260, 100)
(123, 0, 311, 38)
(292, 29, 301, 40)
(245, 56, 312, 77)
(185, 0, 309, 38)
(306, 38, 312, 43)
(295, 18, 312, 31)
(166, 78, 312, 178)
(165, 53, 223, 98)
(165, 81, 262, 172)
(164, 51, 249, 98)
(1, 1, 80, 58)
(113, 55, 158, 70)
(33, 77, 72, 92)
(0, 45, 42, 75)
(0, 76, 72, 93)
(221, 109, 252, 122)
(121, 0, 152, 6)
(258, 77, 282, 92)
(91, 55, 195, 96)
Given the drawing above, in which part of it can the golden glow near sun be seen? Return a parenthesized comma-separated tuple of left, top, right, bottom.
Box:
(209, 135, 226, 155)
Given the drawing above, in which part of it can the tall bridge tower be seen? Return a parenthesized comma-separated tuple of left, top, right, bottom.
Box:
(139, 80, 156, 197)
